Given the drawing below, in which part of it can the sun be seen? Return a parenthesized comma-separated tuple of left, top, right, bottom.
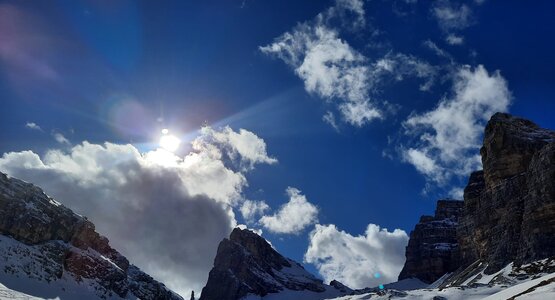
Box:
(159, 129, 181, 152)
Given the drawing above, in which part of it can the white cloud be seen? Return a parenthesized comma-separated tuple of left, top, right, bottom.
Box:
(260, 0, 386, 128)
(323, 111, 340, 131)
(260, 0, 438, 128)
(402, 65, 511, 184)
(0, 126, 276, 297)
(305, 224, 408, 289)
(25, 122, 42, 131)
(259, 187, 318, 234)
(371, 53, 437, 91)
(432, 0, 473, 31)
(195, 126, 277, 171)
(52, 132, 70, 145)
(446, 34, 464, 45)
(449, 187, 464, 199)
(423, 40, 453, 60)
(261, 24, 380, 127)
(240, 200, 269, 223)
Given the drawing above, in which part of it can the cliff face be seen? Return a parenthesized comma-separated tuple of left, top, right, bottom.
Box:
(200, 228, 348, 300)
(398, 200, 463, 283)
(0, 172, 182, 300)
(457, 113, 555, 273)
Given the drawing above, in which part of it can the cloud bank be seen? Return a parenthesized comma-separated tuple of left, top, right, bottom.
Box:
(0, 126, 276, 297)
(305, 224, 408, 289)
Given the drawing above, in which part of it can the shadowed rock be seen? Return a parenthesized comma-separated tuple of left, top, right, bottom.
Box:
(458, 112, 555, 273)
(0, 172, 182, 300)
(200, 228, 347, 300)
(399, 199, 463, 283)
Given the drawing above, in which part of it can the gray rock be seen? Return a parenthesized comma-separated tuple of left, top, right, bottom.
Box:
(457, 113, 555, 274)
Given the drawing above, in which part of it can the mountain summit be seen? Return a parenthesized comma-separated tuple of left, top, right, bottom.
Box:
(200, 227, 349, 300)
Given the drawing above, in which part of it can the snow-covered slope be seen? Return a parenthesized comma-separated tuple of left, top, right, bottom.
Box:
(328, 258, 555, 300)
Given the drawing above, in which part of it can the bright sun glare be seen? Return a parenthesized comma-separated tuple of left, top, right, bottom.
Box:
(159, 129, 181, 152)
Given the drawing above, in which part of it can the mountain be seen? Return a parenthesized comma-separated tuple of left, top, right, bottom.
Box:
(398, 199, 463, 283)
(0, 171, 183, 300)
(200, 113, 555, 300)
(200, 228, 350, 300)
(457, 112, 555, 272)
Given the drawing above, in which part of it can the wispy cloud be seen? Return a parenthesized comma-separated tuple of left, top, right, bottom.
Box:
(52, 132, 70, 145)
(260, 0, 438, 129)
(25, 122, 42, 131)
(402, 65, 511, 185)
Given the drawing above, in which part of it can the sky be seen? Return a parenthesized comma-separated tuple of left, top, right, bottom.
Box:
(0, 0, 554, 297)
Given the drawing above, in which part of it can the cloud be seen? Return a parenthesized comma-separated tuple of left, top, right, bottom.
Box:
(431, 0, 473, 32)
(195, 126, 277, 171)
(52, 132, 70, 145)
(423, 40, 453, 61)
(260, 0, 439, 128)
(0, 126, 275, 297)
(446, 34, 464, 45)
(371, 53, 438, 92)
(304, 224, 408, 289)
(260, 0, 385, 127)
(261, 23, 381, 127)
(323, 111, 340, 131)
(240, 200, 269, 223)
(259, 187, 318, 234)
(402, 65, 511, 184)
(25, 122, 42, 131)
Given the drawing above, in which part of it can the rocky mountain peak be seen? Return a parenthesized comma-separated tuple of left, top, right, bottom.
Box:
(458, 112, 555, 273)
(201, 228, 347, 300)
(481, 112, 555, 188)
(226, 227, 291, 270)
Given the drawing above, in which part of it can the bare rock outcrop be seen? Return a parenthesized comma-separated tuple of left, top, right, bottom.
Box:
(200, 228, 347, 300)
(457, 113, 555, 273)
(398, 199, 463, 283)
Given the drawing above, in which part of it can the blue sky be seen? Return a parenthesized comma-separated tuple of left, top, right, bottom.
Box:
(1, 0, 554, 296)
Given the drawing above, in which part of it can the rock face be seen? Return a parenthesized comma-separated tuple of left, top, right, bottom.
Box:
(0, 172, 182, 300)
(457, 113, 555, 273)
(200, 228, 347, 300)
(398, 199, 463, 283)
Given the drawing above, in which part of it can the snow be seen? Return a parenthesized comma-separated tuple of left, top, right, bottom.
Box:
(482, 272, 555, 300)
(428, 272, 451, 289)
(0, 235, 137, 300)
(242, 285, 344, 300)
(0, 282, 56, 300)
(383, 278, 428, 290)
(326, 260, 555, 300)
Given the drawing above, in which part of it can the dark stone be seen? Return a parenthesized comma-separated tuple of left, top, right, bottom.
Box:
(200, 228, 337, 300)
(399, 199, 463, 283)
(457, 113, 555, 274)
